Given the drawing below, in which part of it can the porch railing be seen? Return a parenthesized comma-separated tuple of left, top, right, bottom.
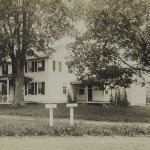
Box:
(0, 95, 7, 102)
(0, 95, 13, 103)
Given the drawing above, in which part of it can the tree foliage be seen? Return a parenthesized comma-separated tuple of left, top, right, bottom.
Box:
(68, 0, 150, 89)
(0, 0, 73, 105)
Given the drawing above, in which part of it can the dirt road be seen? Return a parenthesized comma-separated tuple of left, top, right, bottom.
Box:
(0, 136, 150, 150)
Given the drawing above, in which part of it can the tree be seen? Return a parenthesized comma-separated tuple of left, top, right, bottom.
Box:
(90, 0, 150, 71)
(0, 0, 73, 105)
(68, 0, 150, 89)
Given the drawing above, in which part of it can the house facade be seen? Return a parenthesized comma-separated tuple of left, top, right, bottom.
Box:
(0, 48, 148, 105)
(0, 49, 76, 104)
(70, 81, 147, 106)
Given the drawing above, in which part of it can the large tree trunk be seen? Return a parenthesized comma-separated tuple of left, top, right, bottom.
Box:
(12, 56, 25, 106)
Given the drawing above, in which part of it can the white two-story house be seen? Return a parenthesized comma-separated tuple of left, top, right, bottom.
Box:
(0, 47, 148, 106)
(0, 48, 76, 104)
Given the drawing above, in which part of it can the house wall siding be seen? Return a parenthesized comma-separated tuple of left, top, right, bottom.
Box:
(24, 59, 49, 102)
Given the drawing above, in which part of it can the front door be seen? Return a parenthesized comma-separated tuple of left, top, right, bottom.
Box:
(88, 84, 92, 101)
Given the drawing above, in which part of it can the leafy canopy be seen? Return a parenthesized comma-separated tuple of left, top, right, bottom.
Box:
(0, 0, 73, 62)
(68, 0, 150, 89)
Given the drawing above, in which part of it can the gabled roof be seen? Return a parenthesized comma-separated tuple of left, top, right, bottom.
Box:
(70, 80, 82, 85)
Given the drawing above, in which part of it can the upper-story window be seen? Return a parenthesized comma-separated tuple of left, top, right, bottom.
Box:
(38, 60, 45, 71)
(25, 60, 45, 73)
(27, 62, 32, 72)
(58, 61, 61, 72)
(2, 64, 8, 75)
(53, 60, 55, 71)
(53, 60, 62, 72)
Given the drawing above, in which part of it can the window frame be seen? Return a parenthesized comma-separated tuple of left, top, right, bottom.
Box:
(2, 64, 8, 75)
(27, 61, 32, 72)
(79, 87, 85, 95)
(38, 82, 43, 94)
(28, 83, 32, 95)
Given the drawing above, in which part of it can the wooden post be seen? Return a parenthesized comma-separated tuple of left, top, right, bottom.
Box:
(49, 108, 54, 127)
(7, 78, 9, 102)
(66, 103, 78, 126)
(45, 104, 57, 127)
(70, 107, 74, 125)
(86, 86, 88, 102)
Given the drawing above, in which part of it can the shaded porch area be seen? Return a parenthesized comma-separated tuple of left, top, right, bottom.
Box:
(70, 80, 110, 104)
(0, 74, 32, 104)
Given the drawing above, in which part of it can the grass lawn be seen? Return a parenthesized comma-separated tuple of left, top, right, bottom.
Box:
(0, 104, 150, 123)
(1, 117, 150, 136)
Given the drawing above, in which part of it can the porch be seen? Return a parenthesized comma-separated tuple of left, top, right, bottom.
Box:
(0, 74, 32, 104)
(0, 95, 13, 104)
(70, 80, 110, 104)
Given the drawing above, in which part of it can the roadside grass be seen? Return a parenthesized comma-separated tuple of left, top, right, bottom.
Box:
(0, 104, 150, 123)
(0, 118, 150, 137)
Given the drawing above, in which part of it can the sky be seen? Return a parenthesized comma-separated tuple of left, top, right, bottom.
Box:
(51, 19, 87, 48)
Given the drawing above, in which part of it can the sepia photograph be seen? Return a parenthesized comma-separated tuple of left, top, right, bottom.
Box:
(0, 0, 150, 149)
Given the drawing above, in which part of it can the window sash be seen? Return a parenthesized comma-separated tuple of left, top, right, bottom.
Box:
(28, 83, 32, 95)
(38, 82, 45, 95)
(79, 88, 84, 95)
(27, 82, 45, 95)
(63, 86, 66, 94)
(25, 60, 45, 73)
(2, 64, 8, 75)
(27, 62, 32, 72)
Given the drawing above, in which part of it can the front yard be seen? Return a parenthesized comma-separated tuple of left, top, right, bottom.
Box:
(0, 104, 150, 137)
(0, 103, 150, 123)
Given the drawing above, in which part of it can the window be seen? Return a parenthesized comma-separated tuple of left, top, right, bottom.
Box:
(27, 62, 32, 72)
(79, 87, 84, 95)
(38, 82, 45, 95)
(38, 60, 45, 71)
(38, 82, 42, 94)
(53, 60, 55, 71)
(2, 64, 8, 75)
(26, 82, 45, 95)
(28, 83, 32, 95)
(58, 61, 61, 72)
(63, 86, 66, 94)
(25, 60, 45, 73)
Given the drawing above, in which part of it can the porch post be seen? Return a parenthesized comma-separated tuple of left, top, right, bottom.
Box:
(7, 78, 9, 102)
(86, 86, 88, 102)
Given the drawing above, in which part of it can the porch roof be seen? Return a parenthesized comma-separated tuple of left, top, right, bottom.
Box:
(70, 80, 82, 85)
(0, 74, 33, 83)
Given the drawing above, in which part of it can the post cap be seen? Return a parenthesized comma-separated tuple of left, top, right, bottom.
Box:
(66, 103, 78, 108)
(45, 104, 57, 109)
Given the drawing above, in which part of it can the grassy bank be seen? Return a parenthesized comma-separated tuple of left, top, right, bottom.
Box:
(0, 104, 150, 123)
(0, 118, 150, 137)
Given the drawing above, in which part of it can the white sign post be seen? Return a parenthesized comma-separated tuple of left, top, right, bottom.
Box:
(45, 104, 57, 127)
(66, 103, 78, 126)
